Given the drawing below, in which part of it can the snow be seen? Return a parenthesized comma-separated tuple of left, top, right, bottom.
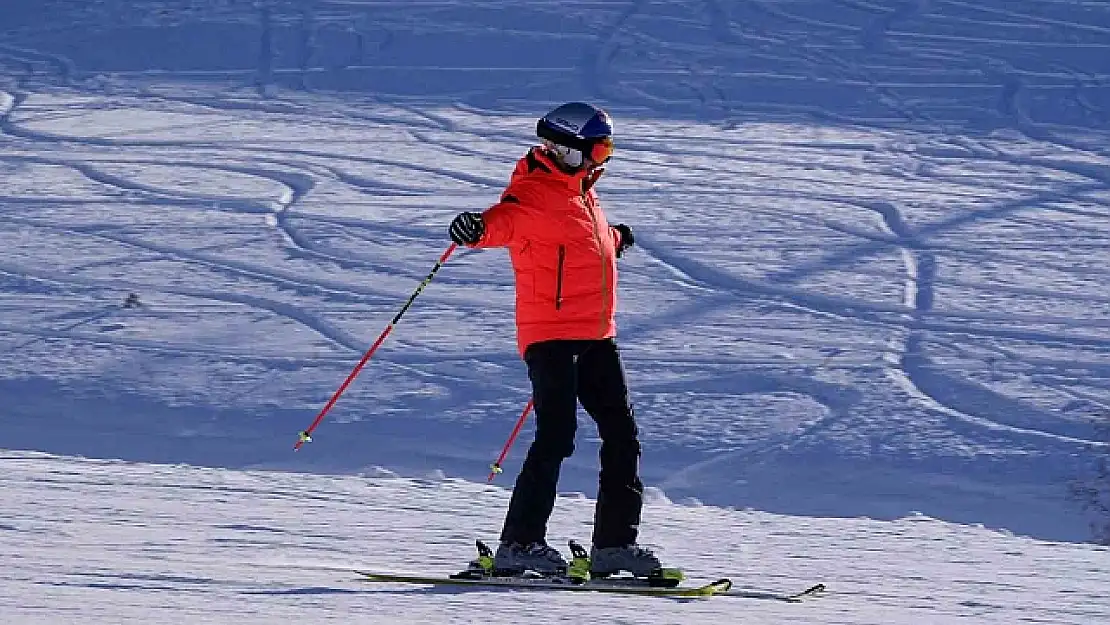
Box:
(2, 1, 1109, 623)
(4, 450, 1109, 624)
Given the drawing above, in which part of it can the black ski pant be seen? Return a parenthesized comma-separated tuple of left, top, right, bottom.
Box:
(499, 338, 644, 549)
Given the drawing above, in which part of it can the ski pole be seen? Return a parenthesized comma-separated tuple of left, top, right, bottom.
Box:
(487, 398, 533, 481)
(294, 243, 458, 451)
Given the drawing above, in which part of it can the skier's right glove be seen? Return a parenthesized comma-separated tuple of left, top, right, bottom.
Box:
(449, 212, 485, 245)
(614, 223, 634, 258)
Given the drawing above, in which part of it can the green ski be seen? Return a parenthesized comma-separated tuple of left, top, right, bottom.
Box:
(355, 569, 734, 598)
(355, 539, 823, 601)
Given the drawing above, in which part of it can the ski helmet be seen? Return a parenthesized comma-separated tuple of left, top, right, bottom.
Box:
(536, 102, 614, 168)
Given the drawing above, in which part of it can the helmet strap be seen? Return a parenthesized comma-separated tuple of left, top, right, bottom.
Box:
(584, 166, 605, 192)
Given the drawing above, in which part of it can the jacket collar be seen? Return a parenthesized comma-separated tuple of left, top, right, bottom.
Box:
(518, 147, 603, 194)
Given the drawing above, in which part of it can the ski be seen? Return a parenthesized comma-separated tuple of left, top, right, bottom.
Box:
(354, 538, 824, 601)
(355, 569, 733, 598)
(723, 582, 826, 602)
(355, 570, 824, 601)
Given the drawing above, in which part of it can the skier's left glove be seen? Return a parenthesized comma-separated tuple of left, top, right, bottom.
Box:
(449, 212, 485, 245)
(614, 224, 634, 258)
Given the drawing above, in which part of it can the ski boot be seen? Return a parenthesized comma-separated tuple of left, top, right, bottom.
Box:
(491, 540, 567, 577)
(589, 544, 684, 587)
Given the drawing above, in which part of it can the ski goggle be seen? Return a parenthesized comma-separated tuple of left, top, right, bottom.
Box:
(588, 137, 614, 164)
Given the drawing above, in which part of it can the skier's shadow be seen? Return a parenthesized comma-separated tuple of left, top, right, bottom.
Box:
(358, 584, 709, 603)
(242, 586, 367, 596)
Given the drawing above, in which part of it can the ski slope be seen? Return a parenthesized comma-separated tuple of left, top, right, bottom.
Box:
(1, 1, 1109, 623)
(4, 450, 1109, 624)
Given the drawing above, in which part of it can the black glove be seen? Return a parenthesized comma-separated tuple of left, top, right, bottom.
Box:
(614, 223, 634, 257)
(449, 212, 485, 245)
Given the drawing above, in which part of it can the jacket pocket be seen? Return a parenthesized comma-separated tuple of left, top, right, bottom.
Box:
(555, 245, 565, 310)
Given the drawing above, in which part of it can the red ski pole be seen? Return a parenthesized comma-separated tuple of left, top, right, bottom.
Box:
(294, 243, 458, 451)
(487, 398, 534, 481)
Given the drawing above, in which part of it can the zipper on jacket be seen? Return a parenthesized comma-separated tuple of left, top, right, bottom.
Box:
(555, 245, 565, 310)
(583, 193, 610, 334)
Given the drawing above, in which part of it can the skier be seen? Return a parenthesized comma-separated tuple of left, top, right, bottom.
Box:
(448, 102, 662, 579)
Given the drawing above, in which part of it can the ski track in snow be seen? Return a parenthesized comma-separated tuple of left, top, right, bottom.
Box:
(0, 0, 1109, 547)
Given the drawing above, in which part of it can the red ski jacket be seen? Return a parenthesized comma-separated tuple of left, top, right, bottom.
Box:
(470, 147, 626, 356)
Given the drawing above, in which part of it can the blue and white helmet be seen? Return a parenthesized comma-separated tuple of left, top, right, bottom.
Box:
(536, 102, 615, 169)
